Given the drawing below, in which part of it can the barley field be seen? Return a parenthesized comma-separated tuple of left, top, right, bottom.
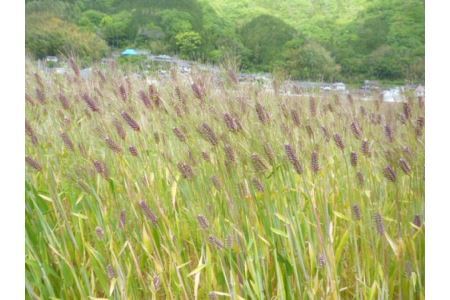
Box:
(25, 59, 424, 299)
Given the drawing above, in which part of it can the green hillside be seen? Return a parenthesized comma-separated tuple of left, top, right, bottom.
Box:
(25, 0, 424, 82)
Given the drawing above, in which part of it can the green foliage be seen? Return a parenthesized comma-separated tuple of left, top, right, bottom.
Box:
(25, 0, 424, 81)
(333, 0, 424, 80)
(240, 15, 296, 71)
(175, 31, 202, 58)
(100, 11, 137, 48)
(277, 40, 340, 81)
(78, 10, 107, 31)
(26, 15, 109, 62)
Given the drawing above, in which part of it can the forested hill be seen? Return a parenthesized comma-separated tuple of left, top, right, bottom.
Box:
(25, 0, 424, 82)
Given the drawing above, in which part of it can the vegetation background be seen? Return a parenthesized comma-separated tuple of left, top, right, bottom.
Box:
(25, 0, 424, 83)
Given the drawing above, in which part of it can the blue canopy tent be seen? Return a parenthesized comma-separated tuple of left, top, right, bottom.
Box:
(121, 49, 138, 56)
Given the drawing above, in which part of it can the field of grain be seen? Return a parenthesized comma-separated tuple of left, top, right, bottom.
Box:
(25, 59, 424, 299)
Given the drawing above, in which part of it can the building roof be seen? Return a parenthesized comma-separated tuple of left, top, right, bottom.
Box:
(121, 49, 138, 56)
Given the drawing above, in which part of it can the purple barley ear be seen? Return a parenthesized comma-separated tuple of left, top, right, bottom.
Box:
(284, 144, 303, 174)
(251, 153, 269, 173)
(350, 151, 358, 167)
(35, 88, 46, 104)
(113, 119, 126, 140)
(139, 90, 152, 109)
(232, 113, 243, 131)
(333, 133, 345, 150)
(34, 72, 44, 89)
(318, 253, 326, 268)
(255, 102, 270, 124)
(417, 116, 425, 128)
(418, 95, 424, 109)
(58, 92, 70, 110)
(121, 111, 140, 131)
(95, 226, 105, 239)
(252, 177, 265, 192)
(105, 137, 122, 153)
(356, 171, 365, 186)
(173, 127, 187, 143)
(25, 93, 36, 106)
(361, 139, 371, 157)
(93, 160, 109, 178)
(399, 158, 412, 175)
(224, 144, 236, 164)
(405, 261, 414, 278)
(402, 146, 413, 157)
(96, 70, 106, 83)
(350, 121, 362, 139)
(403, 102, 412, 120)
(198, 123, 218, 146)
(374, 213, 385, 236)
(321, 126, 330, 142)
(139, 200, 158, 225)
(383, 165, 397, 182)
(211, 176, 222, 191)
(177, 162, 194, 179)
(153, 274, 161, 291)
(60, 132, 74, 151)
(263, 143, 276, 165)
(25, 156, 42, 171)
(291, 109, 301, 127)
(191, 82, 205, 100)
(107, 265, 116, 279)
(352, 204, 362, 220)
(413, 215, 422, 229)
(197, 215, 210, 230)
(148, 84, 162, 107)
(69, 57, 80, 77)
(120, 210, 126, 229)
(208, 235, 225, 250)
(128, 146, 138, 157)
(174, 104, 184, 118)
(82, 93, 100, 112)
(225, 234, 234, 249)
(223, 112, 240, 132)
(119, 83, 128, 102)
(202, 151, 211, 162)
(25, 120, 38, 145)
(311, 151, 320, 174)
(384, 124, 394, 143)
(280, 103, 289, 118)
(309, 96, 317, 117)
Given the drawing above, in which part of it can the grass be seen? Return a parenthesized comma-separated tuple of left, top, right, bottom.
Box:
(25, 59, 424, 299)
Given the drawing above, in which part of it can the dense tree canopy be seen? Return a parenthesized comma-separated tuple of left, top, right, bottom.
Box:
(25, 0, 425, 82)
(277, 40, 340, 82)
(26, 14, 109, 62)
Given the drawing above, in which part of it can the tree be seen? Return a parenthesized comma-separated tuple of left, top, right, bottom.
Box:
(26, 15, 109, 63)
(100, 11, 136, 48)
(158, 9, 193, 50)
(78, 10, 107, 31)
(240, 15, 296, 70)
(278, 40, 340, 81)
(175, 31, 202, 58)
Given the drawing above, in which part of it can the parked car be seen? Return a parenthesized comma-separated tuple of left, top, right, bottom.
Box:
(332, 82, 346, 91)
